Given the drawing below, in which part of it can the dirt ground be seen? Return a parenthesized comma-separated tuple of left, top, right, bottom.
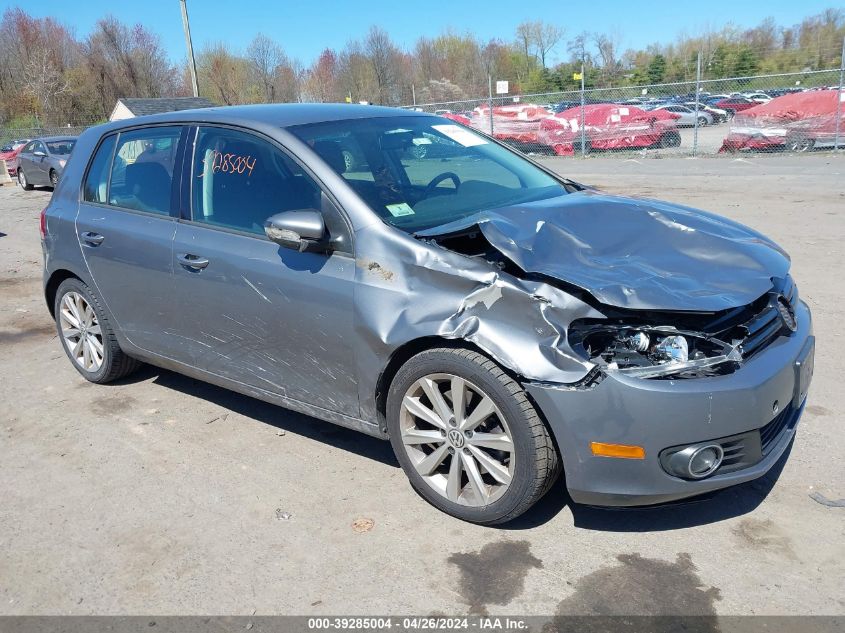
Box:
(0, 153, 843, 617)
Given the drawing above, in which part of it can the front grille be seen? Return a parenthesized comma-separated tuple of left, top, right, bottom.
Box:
(705, 276, 798, 362)
(740, 304, 784, 358)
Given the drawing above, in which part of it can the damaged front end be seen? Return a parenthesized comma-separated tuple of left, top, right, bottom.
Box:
(414, 193, 800, 388)
(420, 223, 800, 386)
(568, 276, 799, 381)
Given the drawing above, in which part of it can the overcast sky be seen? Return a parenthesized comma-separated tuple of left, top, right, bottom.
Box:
(7, 0, 839, 65)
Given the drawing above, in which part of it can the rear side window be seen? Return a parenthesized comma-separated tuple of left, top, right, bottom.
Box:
(108, 127, 182, 216)
(83, 135, 116, 204)
(191, 127, 321, 235)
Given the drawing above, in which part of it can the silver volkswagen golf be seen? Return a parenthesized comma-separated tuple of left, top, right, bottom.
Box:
(41, 104, 814, 524)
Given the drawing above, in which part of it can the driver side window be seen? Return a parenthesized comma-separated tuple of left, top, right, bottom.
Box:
(191, 127, 321, 236)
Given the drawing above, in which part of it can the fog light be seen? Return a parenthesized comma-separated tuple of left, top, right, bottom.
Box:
(663, 443, 725, 479)
(687, 444, 724, 479)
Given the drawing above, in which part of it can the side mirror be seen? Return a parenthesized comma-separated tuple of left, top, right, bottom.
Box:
(264, 209, 328, 253)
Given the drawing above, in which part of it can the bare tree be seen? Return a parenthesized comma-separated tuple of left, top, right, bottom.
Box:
(246, 34, 285, 102)
(515, 21, 536, 77)
(535, 22, 565, 68)
(197, 42, 251, 105)
(363, 26, 401, 104)
(592, 31, 622, 84)
(23, 48, 69, 116)
(303, 49, 341, 102)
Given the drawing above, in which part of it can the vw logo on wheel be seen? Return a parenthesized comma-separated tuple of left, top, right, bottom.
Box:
(447, 429, 465, 448)
(776, 295, 797, 332)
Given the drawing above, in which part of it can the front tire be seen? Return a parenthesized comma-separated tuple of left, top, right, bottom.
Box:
(49, 169, 58, 187)
(386, 348, 560, 524)
(18, 169, 33, 190)
(659, 131, 682, 148)
(786, 135, 814, 153)
(54, 278, 141, 383)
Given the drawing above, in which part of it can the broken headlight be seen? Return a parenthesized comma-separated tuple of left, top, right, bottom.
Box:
(569, 324, 742, 379)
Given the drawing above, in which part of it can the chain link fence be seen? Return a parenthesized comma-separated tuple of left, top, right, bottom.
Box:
(1, 118, 101, 178)
(405, 65, 845, 158)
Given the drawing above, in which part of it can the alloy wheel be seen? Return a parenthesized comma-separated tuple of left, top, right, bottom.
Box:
(50, 170, 58, 187)
(17, 170, 26, 187)
(399, 373, 515, 506)
(59, 291, 104, 372)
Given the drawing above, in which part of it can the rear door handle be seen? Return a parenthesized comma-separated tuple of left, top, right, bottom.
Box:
(177, 253, 210, 270)
(80, 231, 105, 246)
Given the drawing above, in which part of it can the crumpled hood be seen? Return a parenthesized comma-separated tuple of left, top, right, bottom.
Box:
(417, 191, 790, 312)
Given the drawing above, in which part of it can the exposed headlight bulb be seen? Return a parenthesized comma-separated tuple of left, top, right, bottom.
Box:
(623, 331, 650, 352)
(655, 335, 688, 364)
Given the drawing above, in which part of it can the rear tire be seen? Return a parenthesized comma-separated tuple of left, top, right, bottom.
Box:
(572, 138, 591, 155)
(18, 169, 33, 190)
(386, 347, 560, 524)
(697, 116, 708, 127)
(54, 278, 141, 384)
(659, 131, 681, 148)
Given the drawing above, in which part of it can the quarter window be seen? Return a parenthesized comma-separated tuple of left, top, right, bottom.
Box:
(191, 127, 321, 235)
(108, 126, 182, 216)
(83, 135, 116, 204)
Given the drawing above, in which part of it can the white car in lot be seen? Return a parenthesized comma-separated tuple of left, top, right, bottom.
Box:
(651, 104, 713, 127)
(743, 92, 772, 103)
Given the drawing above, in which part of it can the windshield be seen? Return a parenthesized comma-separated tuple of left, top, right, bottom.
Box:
(288, 116, 568, 232)
(46, 140, 76, 155)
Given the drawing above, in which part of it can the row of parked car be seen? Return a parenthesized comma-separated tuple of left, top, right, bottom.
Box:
(0, 136, 77, 188)
(427, 86, 843, 155)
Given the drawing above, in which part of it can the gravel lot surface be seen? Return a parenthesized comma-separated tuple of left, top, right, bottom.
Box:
(0, 153, 843, 616)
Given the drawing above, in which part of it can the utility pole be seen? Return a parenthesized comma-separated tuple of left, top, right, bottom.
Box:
(693, 51, 702, 157)
(579, 56, 586, 157)
(835, 36, 844, 152)
(179, 0, 199, 97)
(488, 74, 494, 135)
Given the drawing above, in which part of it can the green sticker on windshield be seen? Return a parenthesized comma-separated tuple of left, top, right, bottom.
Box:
(386, 202, 415, 217)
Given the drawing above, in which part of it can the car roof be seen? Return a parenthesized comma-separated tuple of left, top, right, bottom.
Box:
(34, 136, 78, 143)
(94, 103, 434, 135)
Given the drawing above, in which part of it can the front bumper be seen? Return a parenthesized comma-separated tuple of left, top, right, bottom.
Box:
(526, 299, 814, 507)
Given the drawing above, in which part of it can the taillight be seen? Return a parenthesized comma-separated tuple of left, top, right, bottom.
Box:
(39, 208, 47, 239)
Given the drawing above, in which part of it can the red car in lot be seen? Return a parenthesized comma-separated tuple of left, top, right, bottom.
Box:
(0, 139, 30, 177)
(538, 104, 681, 155)
(710, 98, 757, 117)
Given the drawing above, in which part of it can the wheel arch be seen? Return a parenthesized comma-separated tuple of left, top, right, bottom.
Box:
(44, 269, 82, 317)
(374, 336, 527, 434)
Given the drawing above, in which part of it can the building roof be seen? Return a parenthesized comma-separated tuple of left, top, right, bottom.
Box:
(115, 97, 216, 117)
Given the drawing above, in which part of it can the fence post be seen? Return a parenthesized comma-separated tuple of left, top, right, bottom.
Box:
(835, 36, 844, 152)
(693, 51, 702, 157)
(488, 74, 494, 136)
(579, 61, 586, 158)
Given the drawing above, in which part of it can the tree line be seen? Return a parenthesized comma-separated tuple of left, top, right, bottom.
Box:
(1, 6, 843, 127)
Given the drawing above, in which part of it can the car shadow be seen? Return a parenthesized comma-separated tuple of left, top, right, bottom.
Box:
(504, 440, 793, 531)
(111, 364, 398, 467)
(109, 364, 792, 529)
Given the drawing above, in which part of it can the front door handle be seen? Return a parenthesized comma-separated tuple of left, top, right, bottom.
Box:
(80, 231, 105, 246)
(177, 253, 210, 270)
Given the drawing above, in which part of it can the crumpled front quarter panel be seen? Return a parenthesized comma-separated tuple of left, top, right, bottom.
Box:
(352, 222, 602, 423)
